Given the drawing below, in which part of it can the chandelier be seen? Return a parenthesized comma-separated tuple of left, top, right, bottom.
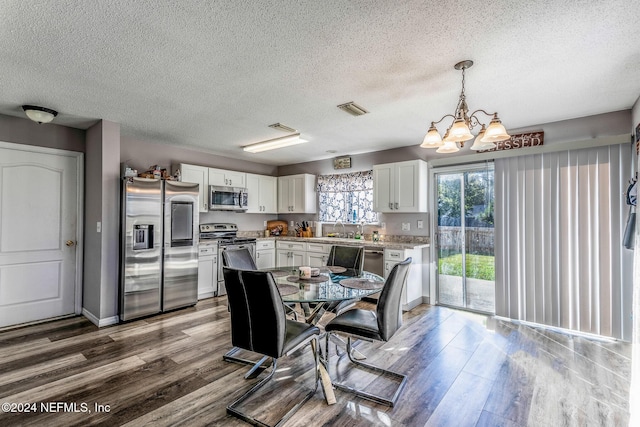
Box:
(420, 60, 510, 153)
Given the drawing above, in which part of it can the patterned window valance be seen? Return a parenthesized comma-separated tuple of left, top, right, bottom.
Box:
(317, 170, 373, 192)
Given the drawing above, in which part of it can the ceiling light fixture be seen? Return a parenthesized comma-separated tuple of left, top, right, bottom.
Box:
(243, 133, 308, 153)
(268, 122, 297, 133)
(337, 102, 369, 116)
(420, 60, 510, 153)
(22, 105, 58, 124)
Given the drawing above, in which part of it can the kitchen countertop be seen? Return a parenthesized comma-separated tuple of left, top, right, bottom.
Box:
(259, 235, 429, 250)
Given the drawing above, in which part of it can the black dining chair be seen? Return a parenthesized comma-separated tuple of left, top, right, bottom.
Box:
(324, 257, 412, 407)
(222, 248, 298, 373)
(327, 245, 365, 274)
(318, 245, 366, 316)
(223, 267, 321, 426)
(222, 247, 257, 270)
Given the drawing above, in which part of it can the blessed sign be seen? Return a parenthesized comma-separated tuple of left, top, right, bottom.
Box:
(479, 132, 544, 152)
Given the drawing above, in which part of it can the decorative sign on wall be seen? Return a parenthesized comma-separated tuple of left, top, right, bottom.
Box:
(479, 132, 544, 152)
(333, 156, 351, 169)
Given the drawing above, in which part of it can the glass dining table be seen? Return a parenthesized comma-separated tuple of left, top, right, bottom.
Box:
(224, 266, 384, 405)
(262, 266, 385, 324)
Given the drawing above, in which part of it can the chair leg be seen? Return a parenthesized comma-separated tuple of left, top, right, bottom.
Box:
(227, 337, 320, 427)
(327, 335, 407, 407)
(223, 347, 272, 379)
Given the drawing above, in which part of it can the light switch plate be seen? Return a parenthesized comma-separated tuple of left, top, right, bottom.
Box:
(402, 222, 410, 231)
(96, 221, 101, 233)
(417, 220, 424, 229)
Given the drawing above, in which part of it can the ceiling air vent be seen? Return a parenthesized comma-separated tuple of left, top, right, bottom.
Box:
(337, 102, 369, 116)
(268, 123, 297, 133)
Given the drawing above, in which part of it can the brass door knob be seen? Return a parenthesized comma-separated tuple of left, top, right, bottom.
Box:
(66, 240, 75, 247)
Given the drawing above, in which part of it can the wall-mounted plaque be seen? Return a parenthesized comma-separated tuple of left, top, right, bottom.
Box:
(333, 156, 351, 169)
(479, 132, 544, 152)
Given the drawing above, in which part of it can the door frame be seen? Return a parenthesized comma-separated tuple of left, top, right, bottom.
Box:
(428, 161, 493, 310)
(0, 140, 85, 319)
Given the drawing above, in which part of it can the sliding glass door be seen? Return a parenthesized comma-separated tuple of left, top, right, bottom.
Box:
(435, 164, 495, 313)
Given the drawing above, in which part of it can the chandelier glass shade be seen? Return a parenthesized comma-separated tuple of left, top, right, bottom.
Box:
(420, 60, 510, 153)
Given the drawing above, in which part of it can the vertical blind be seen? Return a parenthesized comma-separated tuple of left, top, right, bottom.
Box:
(494, 143, 633, 340)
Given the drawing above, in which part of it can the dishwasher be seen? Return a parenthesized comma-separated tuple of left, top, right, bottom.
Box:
(362, 248, 384, 302)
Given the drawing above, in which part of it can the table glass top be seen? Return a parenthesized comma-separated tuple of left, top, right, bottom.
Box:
(261, 266, 384, 303)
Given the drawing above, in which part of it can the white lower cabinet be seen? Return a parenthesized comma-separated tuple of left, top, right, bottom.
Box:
(276, 241, 306, 267)
(198, 242, 218, 299)
(276, 241, 333, 268)
(384, 247, 425, 311)
(255, 240, 276, 269)
(306, 242, 331, 267)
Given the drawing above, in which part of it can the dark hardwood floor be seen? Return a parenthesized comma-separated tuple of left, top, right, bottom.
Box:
(0, 297, 631, 426)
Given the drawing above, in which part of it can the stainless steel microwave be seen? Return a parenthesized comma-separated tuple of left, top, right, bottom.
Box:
(209, 185, 248, 211)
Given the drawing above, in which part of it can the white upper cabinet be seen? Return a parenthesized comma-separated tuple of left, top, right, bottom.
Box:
(174, 163, 209, 212)
(208, 167, 246, 188)
(246, 173, 278, 213)
(278, 174, 316, 214)
(373, 159, 428, 213)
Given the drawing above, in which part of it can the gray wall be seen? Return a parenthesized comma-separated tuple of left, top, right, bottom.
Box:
(84, 120, 121, 322)
(0, 113, 85, 152)
(121, 135, 278, 176)
(121, 136, 279, 233)
(276, 110, 632, 238)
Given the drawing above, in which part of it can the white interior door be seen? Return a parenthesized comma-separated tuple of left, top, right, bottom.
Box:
(0, 143, 81, 327)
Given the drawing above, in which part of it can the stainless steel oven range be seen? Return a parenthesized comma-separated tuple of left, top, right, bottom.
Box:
(199, 223, 256, 296)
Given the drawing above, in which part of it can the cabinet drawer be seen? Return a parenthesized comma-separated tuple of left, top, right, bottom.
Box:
(384, 249, 404, 261)
(256, 240, 275, 250)
(276, 240, 307, 251)
(307, 242, 331, 253)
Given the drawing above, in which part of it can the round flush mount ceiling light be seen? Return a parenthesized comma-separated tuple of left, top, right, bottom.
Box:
(21, 105, 58, 124)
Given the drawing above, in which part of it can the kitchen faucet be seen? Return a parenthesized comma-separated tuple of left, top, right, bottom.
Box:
(333, 219, 346, 238)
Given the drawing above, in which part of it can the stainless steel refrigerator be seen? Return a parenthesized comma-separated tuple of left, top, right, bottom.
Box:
(119, 177, 199, 321)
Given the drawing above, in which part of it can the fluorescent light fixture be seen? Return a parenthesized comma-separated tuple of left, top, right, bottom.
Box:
(337, 102, 369, 116)
(22, 105, 58, 124)
(268, 123, 297, 133)
(243, 133, 308, 153)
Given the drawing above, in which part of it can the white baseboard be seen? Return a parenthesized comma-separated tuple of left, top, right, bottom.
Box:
(82, 308, 119, 328)
(198, 291, 215, 300)
(402, 296, 423, 312)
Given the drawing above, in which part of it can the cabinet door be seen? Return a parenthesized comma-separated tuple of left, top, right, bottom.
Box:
(276, 250, 292, 267)
(395, 161, 419, 212)
(307, 252, 327, 267)
(181, 164, 208, 212)
(373, 164, 393, 212)
(260, 175, 278, 213)
(256, 249, 275, 269)
(245, 173, 261, 213)
(197, 257, 216, 298)
(208, 168, 227, 186)
(291, 250, 305, 265)
(226, 170, 246, 187)
(278, 177, 291, 213)
(290, 175, 305, 213)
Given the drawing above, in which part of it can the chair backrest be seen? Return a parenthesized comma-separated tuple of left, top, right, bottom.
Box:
(222, 248, 257, 270)
(376, 257, 412, 341)
(327, 245, 364, 272)
(222, 268, 287, 358)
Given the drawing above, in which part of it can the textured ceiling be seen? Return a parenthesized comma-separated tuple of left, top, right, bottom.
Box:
(1, 0, 639, 166)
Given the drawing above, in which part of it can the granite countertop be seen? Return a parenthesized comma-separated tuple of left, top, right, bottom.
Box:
(258, 235, 429, 250)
